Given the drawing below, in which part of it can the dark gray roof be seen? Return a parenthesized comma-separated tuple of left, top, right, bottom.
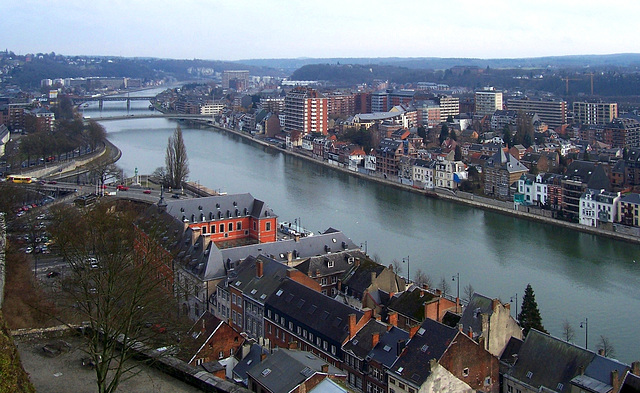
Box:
(486, 150, 529, 174)
(295, 250, 366, 278)
(390, 318, 458, 386)
(563, 161, 611, 191)
(266, 279, 364, 344)
(620, 372, 640, 393)
(386, 287, 438, 322)
(621, 193, 640, 205)
(341, 258, 394, 296)
(225, 255, 290, 304)
(246, 349, 343, 393)
(458, 293, 496, 340)
(165, 193, 275, 224)
(233, 344, 269, 383)
(343, 319, 388, 360)
(368, 326, 410, 368)
(507, 329, 595, 392)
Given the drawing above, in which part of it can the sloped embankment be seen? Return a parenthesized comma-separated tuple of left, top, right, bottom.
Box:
(0, 311, 35, 393)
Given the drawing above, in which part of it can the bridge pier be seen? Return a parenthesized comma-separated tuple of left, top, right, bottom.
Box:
(99, 100, 103, 111)
(126, 99, 131, 111)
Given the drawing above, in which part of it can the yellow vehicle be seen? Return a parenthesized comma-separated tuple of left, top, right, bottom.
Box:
(6, 175, 34, 183)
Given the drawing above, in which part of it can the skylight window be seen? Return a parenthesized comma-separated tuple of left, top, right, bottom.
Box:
(417, 328, 425, 336)
(383, 345, 391, 352)
(276, 289, 283, 296)
(261, 368, 272, 377)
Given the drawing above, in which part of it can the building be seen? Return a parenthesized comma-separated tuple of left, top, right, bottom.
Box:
(222, 70, 249, 90)
(327, 93, 356, 117)
(561, 161, 611, 220)
(385, 286, 458, 329)
(618, 193, 640, 227)
(179, 311, 244, 367)
(579, 189, 620, 227)
(437, 95, 460, 122)
(284, 87, 328, 136)
(602, 117, 640, 149)
(507, 98, 567, 129)
(573, 101, 618, 125)
(483, 150, 529, 199)
(475, 88, 503, 116)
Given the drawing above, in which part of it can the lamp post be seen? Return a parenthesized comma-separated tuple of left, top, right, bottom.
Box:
(451, 273, 460, 312)
(510, 293, 518, 322)
(580, 318, 588, 349)
(402, 256, 410, 283)
(360, 241, 367, 255)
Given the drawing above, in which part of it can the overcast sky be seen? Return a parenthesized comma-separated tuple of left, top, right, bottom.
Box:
(3, 0, 639, 61)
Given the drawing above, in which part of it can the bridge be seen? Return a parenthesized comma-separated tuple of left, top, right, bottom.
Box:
(71, 95, 156, 110)
(83, 113, 215, 122)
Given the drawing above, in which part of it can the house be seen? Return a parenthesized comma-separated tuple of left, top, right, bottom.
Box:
(386, 286, 459, 329)
(295, 250, 367, 297)
(232, 343, 269, 386)
(579, 189, 621, 227)
(365, 326, 411, 393)
(245, 348, 346, 393)
(179, 311, 244, 371)
(375, 138, 405, 179)
(412, 159, 435, 189)
(516, 173, 547, 206)
(435, 156, 466, 190)
(483, 150, 529, 199)
(456, 293, 522, 357)
(618, 193, 640, 227)
(562, 161, 611, 220)
(503, 329, 635, 393)
(263, 278, 373, 367)
(337, 257, 405, 314)
(387, 318, 499, 393)
(342, 319, 391, 391)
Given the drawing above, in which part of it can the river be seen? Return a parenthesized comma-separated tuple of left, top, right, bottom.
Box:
(89, 87, 640, 364)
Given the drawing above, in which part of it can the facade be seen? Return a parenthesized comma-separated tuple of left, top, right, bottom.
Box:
(579, 189, 620, 227)
(180, 311, 244, 367)
(475, 89, 503, 116)
(438, 95, 460, 122)
(222, 70, 249, 90)
(412, 159, 435, 189)
(435, 159, 466, 190)
(573, 101, 618, 125)
(284, 87, 328, 136)
(602, 117, 640, 149)
(561, 161, 611, 220)
(618, 193, 640, 227)
(507, 98, 567, 128)
(516, 174, 548, 206)
(483, 150, 529, 199)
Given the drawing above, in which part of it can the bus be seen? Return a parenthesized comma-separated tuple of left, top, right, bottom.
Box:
(6, 175, 35, 183)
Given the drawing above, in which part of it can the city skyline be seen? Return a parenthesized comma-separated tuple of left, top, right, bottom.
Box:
(3, 0, 640, 62)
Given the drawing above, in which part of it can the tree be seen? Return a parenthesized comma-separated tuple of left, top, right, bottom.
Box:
(413, 268, 432, 288)
(502, 125, 512, 148)
(439, 276, 450, 296)
(85, 121, 107, 151)
(392, 259, 403, 276)
(165, 125, 189, 190)
(463, 283, 475, 304)
(449, 129, 457, 141)
(562, 319, 575, 342)
(454, 145, 463, 161)
(417, 126, 427, 144)
(597, 335, 616, 358)
(439, 124, 449, 145)
(518, 284, 547, 336)
(49, 201, 186, 393)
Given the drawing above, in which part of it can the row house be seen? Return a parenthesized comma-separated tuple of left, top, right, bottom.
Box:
(375, 138, 416, 179)
(561, 161, 611, 220)
(483, 150, 529, 199)
(412, 159, 435, 189)
(611, 148, 640, 189)
(516, 174, 547, 205)
(503, 329, 635, 393)
(295, 250, 367, 297)
(263, 278, 374, 367)
(342, 319, 393, 391)
(618, 193, 640, 227)
(386, 286, 459, 329)
(179, 311, 244, 368)
(579, 189, 620, 227)
(387, 318, 499, 393)
(435, 157, 466, 190)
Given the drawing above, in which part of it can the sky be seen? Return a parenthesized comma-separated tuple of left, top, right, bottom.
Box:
(3, 0, 640, 61)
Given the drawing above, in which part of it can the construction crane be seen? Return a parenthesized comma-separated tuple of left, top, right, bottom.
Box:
(562, 77, 580, 95)
(585, 72, 595, 95)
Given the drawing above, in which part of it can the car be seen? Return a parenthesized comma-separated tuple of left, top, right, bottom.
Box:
(25, 246, 33, 254)
(171, 194, 180, 199)
(116, 185, 129, 191)
(47, 180, 57, 185)
(100, 184, 108, 189)
(47, 271, 60, 278)
(143, 189, 152, 194)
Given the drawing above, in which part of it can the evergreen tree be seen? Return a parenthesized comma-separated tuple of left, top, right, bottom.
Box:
(165, 125, 190, 189)
(518, 284, 547, 336)
(454, 145, 462, 161)
(449, 129, 457, 141)
(439, 124, 449, 145)
(502, 125, 512, 148)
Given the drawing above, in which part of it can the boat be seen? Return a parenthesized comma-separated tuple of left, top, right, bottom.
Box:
(278, 221, 314, 238)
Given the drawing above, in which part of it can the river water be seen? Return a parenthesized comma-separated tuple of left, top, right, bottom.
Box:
(90, 88, 640, 363)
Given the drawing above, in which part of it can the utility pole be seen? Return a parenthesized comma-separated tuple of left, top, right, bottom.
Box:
(580, 318, 588, 349)
(510, 293, 518, 321)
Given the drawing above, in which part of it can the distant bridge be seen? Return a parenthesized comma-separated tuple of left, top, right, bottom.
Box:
(71, 95, 156, 110)
(84, 113, 215, 122)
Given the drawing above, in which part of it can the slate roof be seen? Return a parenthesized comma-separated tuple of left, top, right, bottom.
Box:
(386, 286, 438, 322)
(368, 326, 410, 368)
(563, 160, 611, 191)
(574, 354, 631, 393)
(224, 255, 289, 304)
(485, 150, 529, 173)
(376, 138, 403, 154)
(180, 311, 224, 363)
(343, 319, 389, 360)
(458, 293, 496, 340)
(621, 193, 640, 205)
(246, 349, 343, 393)
(620, 372, 640, 393)
(499, 336, 523, 366)
(506, 329, 596, 392)
(233, 343, 269, 384)
(266, 278, 364, 345)
(295, 250, 366, 278)
(164, 193, 275, 224)
(390, 318, 458, 386)
(340, 257, 399, 296)
(309, 378, 347, 393)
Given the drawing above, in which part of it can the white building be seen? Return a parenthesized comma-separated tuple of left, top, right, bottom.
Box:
(517, 174, 548, 205)
(435, 159, 466, 190)
(412, 159, 435, 189)
(475, 88, 503, 116)
(579, 189, 621, 227)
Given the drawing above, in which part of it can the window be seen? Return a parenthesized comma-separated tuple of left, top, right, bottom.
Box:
(398, 382, 405, 389)
(218, 351, 224, 359)
(219, 224, 224, 233)
(211, 225, 215, 233)
(507, 386, 513, 393)
(253, 221, 257, 231)
(408, 388, 415, 393)
(289, 321, 293, 331)
(232, 293, 236, 305)
(331, 276, 337, 284)
(236, 222, 242, 230)
(389, 378, 396, 385)
(321, 277, 327, 285)
(463, 368, 469, 377)
(228, 222, 233, 232)
(266, 222, 271, 231)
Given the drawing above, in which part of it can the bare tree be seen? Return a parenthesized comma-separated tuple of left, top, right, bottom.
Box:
(165, 125, 189, 190)
(391, 259, 403, 276)
(439, 276, 450, 296)
(49, 201, 185, 393)
(597, 335, 616, 358)
(413, 268, 432, 288)
(562, 319, 575, 342)
(463, 283, 475, 304)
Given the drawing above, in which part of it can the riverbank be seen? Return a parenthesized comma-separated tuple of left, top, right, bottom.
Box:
(186, 120, 640, 245)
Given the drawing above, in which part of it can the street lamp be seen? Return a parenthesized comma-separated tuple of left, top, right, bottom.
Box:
(580, 318, 588, 349)
(510, 293, 518, 322)
(360, 241, 367, 255)
(402, 256, 410, 283)
(452, 273, 460, 301)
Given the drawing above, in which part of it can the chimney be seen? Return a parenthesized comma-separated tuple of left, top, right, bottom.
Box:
(363, 308, 373, 322)
(598, 349, 605, 356)
(435, 289, 442, 296)
(388, 312, 398, 327)
(468, 326, 473, 339)
(355, 258, 360, 267)
(349, 314, 357, 338)
(287, 251, 293, 265)
(256, 260, 264, 278)
(422, 283, 430, 290)
(632, 361, 640, 376)
(372, 332, 380, 348)
(260, 353, 267, 362)
(409, 325, 420, 338)
(241, 343, 250, 359)
(375, 315, 381, 321)
(458, 324, 463, 333)
(481, 313, 489, 337)
(397, 339, 406, 356)
(371, 271, 377, 284)
(201, 318, 206, 333)
(612, 370, 620, 393)
(505, 302, 511, 311)
(321, 364, 329, 373)
(316, 269, 321, 277)
(492, 298, 500, 311)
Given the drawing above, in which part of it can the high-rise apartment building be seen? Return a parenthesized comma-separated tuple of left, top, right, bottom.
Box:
(507, 98, 567, 129)
(284, 87, 328, 135)
(475, 88, 503, 116)
(603, 118, 640, 149)
(437, 95, 460, 122)
(222, 70, 250, 90)
(573, 101, 618, 125)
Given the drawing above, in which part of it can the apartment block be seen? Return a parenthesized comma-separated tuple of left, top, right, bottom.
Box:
(475, 88, 503, 116)
(284, 87, 328, 135)
(573, 101, 618, 125)
(507, 98, 567, 128)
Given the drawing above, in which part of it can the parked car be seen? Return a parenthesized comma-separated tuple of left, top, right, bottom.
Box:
(116, 185, 129, 191)
(143, 189, 152, 194)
